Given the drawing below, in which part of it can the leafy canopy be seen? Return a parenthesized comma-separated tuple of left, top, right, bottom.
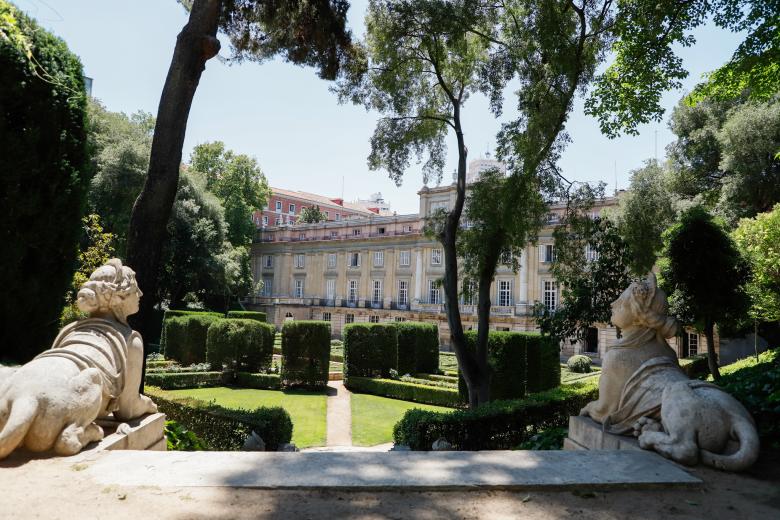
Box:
(733, 204, 780, 322)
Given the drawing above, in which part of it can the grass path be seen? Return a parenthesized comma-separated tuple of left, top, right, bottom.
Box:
(350, 394, 453, 446)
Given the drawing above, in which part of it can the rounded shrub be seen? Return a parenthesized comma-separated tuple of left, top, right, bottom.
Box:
(0, 1, 90, 362)
(567, 354, 592, 374)
(206, 319, 273, 372)
(280, 320, 331, 388)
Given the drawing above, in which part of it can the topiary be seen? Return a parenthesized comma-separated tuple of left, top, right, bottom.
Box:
(567, 354, 592, 374)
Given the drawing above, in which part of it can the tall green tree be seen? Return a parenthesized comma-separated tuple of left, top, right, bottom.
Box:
(299, 205, 328, 223)
(659, 206, 749, 380)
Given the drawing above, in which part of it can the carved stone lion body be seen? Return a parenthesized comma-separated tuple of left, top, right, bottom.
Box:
(0, 259, 157, 459)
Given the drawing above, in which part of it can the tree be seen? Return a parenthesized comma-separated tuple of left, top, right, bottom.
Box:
(126, 0, 354, 348)
(299, 205, 328, 223)
(612, 160, 677, 275)
(188, 141, 269, 246)
(0, 1, 90, 362)
(659, 206, 749, 380)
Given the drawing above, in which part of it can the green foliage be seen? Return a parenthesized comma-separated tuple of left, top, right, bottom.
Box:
(516, 427, 568, 450)
(679, 355, 711, 379)
(234, 372, 282, 390)
(395, 322, 439, 375)
(281, 321, 331, 388)
(163, 314, 224, 365)
(298, 205, 328, 223)
(393, 380, 598, 450)
(0, 1, 89, 362)
(343, 323, 398, 378)
(715, 348, 780, 449)
(149, 389, 293, 451)
(566, 355, 592, 374)
(145, 371, 223, 390)
(159, 309, 223, 353)
(226, 310, 267, 322)
(164, 420, 206, 451)
(346, 376, 460, 408)
(733, 204, 780, 322)
(206, 319, 274, 372)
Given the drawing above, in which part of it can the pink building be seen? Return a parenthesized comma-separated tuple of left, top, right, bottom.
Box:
(253, 187, 377, 228)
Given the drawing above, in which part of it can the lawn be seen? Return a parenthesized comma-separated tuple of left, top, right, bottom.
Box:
(156, 386, 328, 448)
(561, 365, 601, 384)
(439, 351, 458, 374)
(350, 393, 453, 446)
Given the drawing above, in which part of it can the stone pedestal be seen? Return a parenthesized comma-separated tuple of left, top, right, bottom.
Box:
(89, 412, 166, 452)
(564, 416, 641, 452)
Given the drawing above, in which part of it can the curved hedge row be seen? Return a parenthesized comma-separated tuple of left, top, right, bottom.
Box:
(346, 376, 459, 407)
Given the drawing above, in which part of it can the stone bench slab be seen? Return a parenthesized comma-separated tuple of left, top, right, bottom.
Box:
(83, 449, 701, 491)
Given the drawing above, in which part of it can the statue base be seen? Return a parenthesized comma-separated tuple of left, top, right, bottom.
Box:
(90, 412, 167, 452)
(564, 416, 642, 452)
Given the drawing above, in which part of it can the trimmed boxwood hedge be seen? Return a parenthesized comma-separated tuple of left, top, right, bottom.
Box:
(393, 380, 598, 450)
(206, 319, 274, 372)
(164, 315, 223, 365)
(395, 322, 439, 375)
(234, 372, 282, 390)
(160, 310, 223, 353)
(148, 389, 292, 451)
(679, 355, 710, 379)
(343, 323, 398, 378)
(458, 331, 529, 402)
(144, 371, 222, 390)
(346, 376, 459, 407)
(281, 321, 331, 388)
(227, 310, 268, 323)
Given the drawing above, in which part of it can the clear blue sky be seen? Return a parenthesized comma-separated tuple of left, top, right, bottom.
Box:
(18, 0, 743, 214)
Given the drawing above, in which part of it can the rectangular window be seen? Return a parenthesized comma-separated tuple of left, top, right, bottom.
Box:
(378, 227, 385, 235)
(289, 203, 295, 214)
(688, 332, 699, 356)
(372, 280, 382, 304)
(327, 253, 337, 268)
(323, 312, 331, 322)
(431, 249, 443, 266)
(262, 215, 268, 226)
(373, 250, 384, 267)
(543, 280, 558, 311)
(369, 315, 380, 323)
(540, 244, 555, 263)
(275, 201, 282, 212)
(263, 255, 273, 268)
(325, 211, 330, 219)
(498, 280, 512, 307)
(394, 317, 406, 322)
(353, 228, 361, 236)
(330, 230, 339, 238)
(403, 225, 413, 233)
(261, 278, 272, 296)
(336, 213, 341, 221)
(500, 251, 512, 265)
(298, 233, 306, 240)
(399, 250, 411, 267)
(345, 313, 355, 324)
(294, 279, 304, 298)
(294, 254, 305, 268)
(275, 217, 282, 225)
(398, 280, 409, 306)
(326, 279, 335, 300)
(585, 244, 599, 263)
(348, 280, 358, 303)
(348, 252, 361, 267)
(463, 280, 476, 305)
(429, 280, 441, 305)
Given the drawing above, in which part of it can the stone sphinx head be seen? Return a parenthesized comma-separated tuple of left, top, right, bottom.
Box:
(611, 273, 679, 339)
(76, 258, 142, 324)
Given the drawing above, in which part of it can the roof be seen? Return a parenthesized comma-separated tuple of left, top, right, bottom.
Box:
(270, 187, 373, 215)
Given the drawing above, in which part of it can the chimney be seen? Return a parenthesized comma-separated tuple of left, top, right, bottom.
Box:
(331, 198, 344, 206)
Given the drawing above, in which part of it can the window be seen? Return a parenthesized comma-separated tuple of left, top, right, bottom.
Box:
(398, 280, 409, 306)
(585, 244, 599, 263)
(298, 233, 306, 240)
(327, 253, 337, 268)
(688, 332, 699, 356)
(546, 213, 559, 224)
(345, 313, 355, 324)
(372, 280, 382, 304)
(348, 252, 361, 267)
(289, 203, 296, 214)
(323, 312, 331, 322)
(275, 201, 282, 212)
(326, 279, 335, 300)
(431, 249, 443, 266)
(403, 225, 413, 233)
(294, 254, 305, 268)
(500, 250, 513, 265)
(294, 279, 304, 298)
(373, 250, 384, 267)
(394, 317, 407, 322)
(463, 280, 476, 305)
(399, 250, 411, 267)
(428, 280, 441, 304)
(325, 211, 330, 219)
(540, 244, 555, 263)
(429, 201, 448, 214)
(353, 228, 361, 236)
(378, 227, 386, 235)
(348, 280, 358, 303)
(263, 255, 273, 268)
(289, 216, 296, 224)
(497, 327, 510, 332)
(262, 215, 268, 226)
(543, 280, 558, 310)
(275, 217, 282, 225)
(498, 280, 512, 307)
(330, 230, 339, 238)
(369, 315, 380, 323)
(261, 278, 272, 296)
(336, 213, 341, 221)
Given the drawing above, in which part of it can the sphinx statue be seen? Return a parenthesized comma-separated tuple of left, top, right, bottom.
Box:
(0, 259, 157, 459)
(580, 273, 760, 471)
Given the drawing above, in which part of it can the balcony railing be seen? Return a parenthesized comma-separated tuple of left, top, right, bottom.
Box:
(253, 228, 422, 244)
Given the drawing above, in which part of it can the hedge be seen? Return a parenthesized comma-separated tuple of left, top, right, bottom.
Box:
(163, 315, 223, 365)
(160, 310, 223, 353)
(343, 323, 398, 378)
(234, 372, 282, 390)
(281, 321, 331, 388)
(395, 322, 439, 375)
(527, 334, 561, 393)
(393, 380, 599, 450)
(458, 331, 532, 402)
(206, 319, 274, 372)
(144, 371, 223, 390)
(227, 311, 268, 323)
(147, 389, 293, 451)
(567, 354, 592, 374)
(346, 376, 460, 407)
(679, 355, 710, 379)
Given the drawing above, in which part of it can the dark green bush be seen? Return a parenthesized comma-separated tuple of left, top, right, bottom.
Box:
(458, 331, 529, 402)
(393, 380, 598, 450)
(395, 322, 439, 375)
(160, 310, 223, 353)
(343, 323, 398, 378)
(346, 376, 459, 407)
(206, 319, 274, 372)
(144, 371, 222, 390)
(679, 354, 711, 379)
(163, 315, 223, 365)
(234, 372, 282, 390)
(0, 2, 90, 363)
(149, 391, 293, 451)
(227, 310, 267, 323)
(526, 334, 561, 393)
(164, 420, 206, 451)
(281, 321, 331, 388)
(566, 354, 592, 374)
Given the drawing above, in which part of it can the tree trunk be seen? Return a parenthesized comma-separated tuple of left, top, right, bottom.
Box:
(704, 318, 720, 381)
(126, 0, 222, 392)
